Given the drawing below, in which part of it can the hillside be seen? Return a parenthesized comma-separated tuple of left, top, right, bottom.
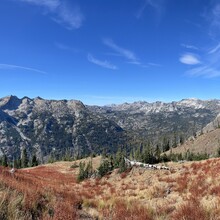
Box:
(167, 114, 220, 156)
(1, 157, 220, 219)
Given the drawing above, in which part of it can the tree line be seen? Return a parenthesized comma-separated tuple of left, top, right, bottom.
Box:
(0, 148, 38, 168)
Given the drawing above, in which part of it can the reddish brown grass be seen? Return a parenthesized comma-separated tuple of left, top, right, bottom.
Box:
(101, 199, 153, 220)
(171, 198, 207, 220)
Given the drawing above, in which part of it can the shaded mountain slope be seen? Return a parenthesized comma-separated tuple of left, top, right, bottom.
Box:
(0, 96, 127, 161)
(88, 99, 220, 143)
(1, 95, 220, 161)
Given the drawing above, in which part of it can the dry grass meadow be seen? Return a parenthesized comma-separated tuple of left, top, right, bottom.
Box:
(1, 156, 220, 219)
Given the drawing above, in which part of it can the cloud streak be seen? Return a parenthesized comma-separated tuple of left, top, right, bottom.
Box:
(180, 42, 220, 78)
(54, 42, 79, 53)
(18, 0, 84, 30)
(182, 3, 220, 78)
(0, 63, 47, 74)
(136, 0, 163, 19)
(20, 0, 60, 11)
(211, 4, 220, 28)
(186, 66, 220, 78)
(208, 43, 220, 54)
(179, 53, 201, 65)
(87, 54, 117, 70)
(103, 38, 139, 63)
(181, 44, 198, 50)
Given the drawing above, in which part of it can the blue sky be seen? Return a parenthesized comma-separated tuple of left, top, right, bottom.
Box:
(1, 0, 220, 105)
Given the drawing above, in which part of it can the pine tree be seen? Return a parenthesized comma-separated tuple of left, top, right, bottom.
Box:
(217, 147, 220, 157)
(179, 134, 185, 145)
(2, 154, 8, 167)
(114, 150, 122, 168)
(98, 159, 111, 177)
(14, 158, 21, 169)
(21, 148, 29, 168)
(85, 160, 93, 178)
(77, 162, 86, 182)
(154, 144, 161, 162)
(172, 132, 178, 148)
(118, 156, 128, 173)
(77, 160, 93, 181)
(162, 136, 170, 152)
(31, 154, 38, 167)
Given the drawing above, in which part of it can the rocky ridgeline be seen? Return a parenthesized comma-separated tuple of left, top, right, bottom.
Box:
(0, 95, 126, 161)
(1, 95, 220, 161)
(88, 98, 220, 141)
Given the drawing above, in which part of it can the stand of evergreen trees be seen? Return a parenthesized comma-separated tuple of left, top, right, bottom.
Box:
(0, 148, 38, 168)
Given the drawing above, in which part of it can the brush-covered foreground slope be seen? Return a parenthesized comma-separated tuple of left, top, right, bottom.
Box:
(0, 95, 126, 160)
(1, 157, 220, 219)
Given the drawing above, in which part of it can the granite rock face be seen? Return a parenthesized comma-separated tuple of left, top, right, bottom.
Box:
(88, 98, 220, 141)
(0, 96, 126, 161)
(1, 96, 220, 161)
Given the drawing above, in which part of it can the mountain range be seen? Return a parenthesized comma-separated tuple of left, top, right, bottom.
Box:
(0, 95, 220, 161)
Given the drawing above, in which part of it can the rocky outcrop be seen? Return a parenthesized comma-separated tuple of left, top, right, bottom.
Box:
(0, 96, 127, 161)
(1, 95, 220, 161)
(88, 98, 220, 142)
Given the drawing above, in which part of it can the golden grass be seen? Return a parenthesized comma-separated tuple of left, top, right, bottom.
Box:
(1, 156, 220, 219)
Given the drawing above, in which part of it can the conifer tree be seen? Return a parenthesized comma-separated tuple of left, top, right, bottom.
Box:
(2, 154, 8, 167)
(31, 154, 38, 167)
(77, 160, 93, 181)
(21, 148, 29, 168)
(77, 161, 86, 182)
(155, 144, 161, 162)
(118, 156, 127, 173)
(14, 157, 21, 169)
(98, 159, 111, 177)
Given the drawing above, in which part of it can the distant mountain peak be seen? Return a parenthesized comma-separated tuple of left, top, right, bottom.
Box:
(35, 96, 44, 100)
(0, 95, 21, 110)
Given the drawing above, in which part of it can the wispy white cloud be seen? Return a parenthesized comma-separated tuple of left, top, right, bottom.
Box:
(103, 38, 140, 65)
(180, 41, 220, 78)
(103, 38, 160, 68)
(136, 0, 148, 19)
(136, 0, 165, 23)
(211, 4, 220, 27)
(54, 42, 79, 53)
(181, 44, 198, 50)
(208, 43, 220, 54)
(55, 42, 71, 50)
(0, 63, 47, 74)
(181, 3, 220, 79)
(87, 54, 117, 70)
(186, 66, 220, 78)
(147, 62, 161, 67)
(18, 0, 84, 30)
(19, 0, 60, 10)
(203, 3, 220, 38)
(179, 53, 201, 65)
(53, 3, 84, 30)
(136, 0, 163, 19)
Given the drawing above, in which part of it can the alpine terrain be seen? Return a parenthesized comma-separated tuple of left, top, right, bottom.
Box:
(0, 95, 220, 161)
